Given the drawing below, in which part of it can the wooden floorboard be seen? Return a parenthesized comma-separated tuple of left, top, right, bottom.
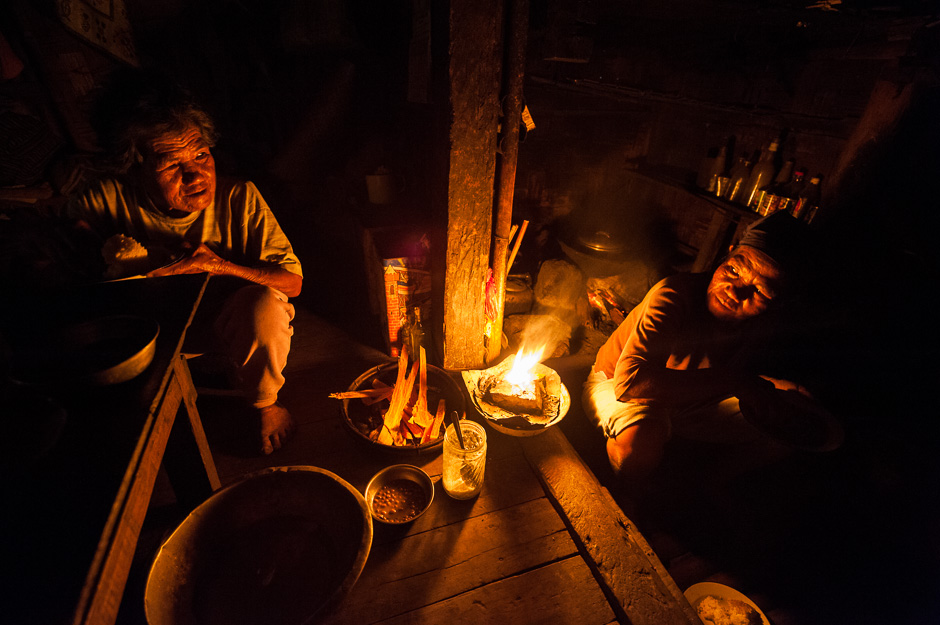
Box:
(325, 499, 576, 624)
(371, 557, 617, 625)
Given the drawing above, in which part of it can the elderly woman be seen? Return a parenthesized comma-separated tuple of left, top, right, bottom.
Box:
(69, 68, 301, 455)
(583, 211, 817, 482)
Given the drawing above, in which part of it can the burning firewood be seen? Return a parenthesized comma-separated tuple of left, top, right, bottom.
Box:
(377, 347, 417, 445)
(328, 387, 394, 404)
(334, 345, 450, 446)
(421, 399, 447, 444)
(486, 375, 546, 415)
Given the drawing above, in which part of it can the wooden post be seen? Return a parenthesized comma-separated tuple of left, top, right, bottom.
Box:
(486, 0, 529, 365)
(442, 0, 503, 370)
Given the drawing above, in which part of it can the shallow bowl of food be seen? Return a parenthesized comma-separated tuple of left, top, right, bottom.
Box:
(144, 466, 372, 625)
(684, 582, 770, 625)
(339, 361, 466, 454)
(364, 464, 435, 525)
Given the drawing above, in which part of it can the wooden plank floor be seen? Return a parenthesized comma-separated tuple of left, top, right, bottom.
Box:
(116, 303, 940, 625)
(191, 305, 621, 624)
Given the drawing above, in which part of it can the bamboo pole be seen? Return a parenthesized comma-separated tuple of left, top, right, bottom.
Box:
(485, 0, 529, 364)
(506, 219, 529, 273)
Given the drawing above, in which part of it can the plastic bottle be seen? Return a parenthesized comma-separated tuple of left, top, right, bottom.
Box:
(724, 153, 752, 203)
(742, 141, 779, 210)
(792, 176, 821, 222)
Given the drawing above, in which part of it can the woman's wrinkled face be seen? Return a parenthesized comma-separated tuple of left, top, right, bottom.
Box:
(706, 246, 785, 322)
(142, 125, 216, 215)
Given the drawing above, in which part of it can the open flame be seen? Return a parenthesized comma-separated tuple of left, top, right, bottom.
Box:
(503, 346, 545, 391)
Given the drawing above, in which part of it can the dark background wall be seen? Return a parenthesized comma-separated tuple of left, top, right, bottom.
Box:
(2, 0, 939, 424)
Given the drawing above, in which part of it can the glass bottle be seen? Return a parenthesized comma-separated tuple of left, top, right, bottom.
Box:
(755, 157, 793, 216)
(706, 145, 727, 195)
(792, 176, 821, 222)
(724, 153, 752, 203)
(742, 141, 779, 210)
(775, 169, 805, 215)
(409, 306, 426, 358)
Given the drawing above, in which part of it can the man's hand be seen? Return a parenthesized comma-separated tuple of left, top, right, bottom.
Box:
(147, 242, 303, 297)
(759, 374, 813, 398)
(148, 243, 226, 276)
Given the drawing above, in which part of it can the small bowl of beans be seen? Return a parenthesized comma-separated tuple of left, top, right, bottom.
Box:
(365, 464, 434, 525)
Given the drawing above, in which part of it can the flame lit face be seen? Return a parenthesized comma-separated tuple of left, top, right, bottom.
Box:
(504, 347, 545, 390)
(706, 246, 784, 323)
(142, 125, 216, 215)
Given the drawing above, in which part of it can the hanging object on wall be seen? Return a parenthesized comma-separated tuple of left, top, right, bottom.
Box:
(540, 0, 595, 63)
(55, 0, 139, 66)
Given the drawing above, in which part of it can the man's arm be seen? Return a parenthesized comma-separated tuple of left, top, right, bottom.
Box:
(610, 275, 796, 406)
(619, 364, 775, 406)
(148, 243, 303, 297)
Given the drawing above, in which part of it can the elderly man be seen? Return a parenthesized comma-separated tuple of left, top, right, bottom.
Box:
(583, 212, 816, 483)
(69, 69, 301, 455)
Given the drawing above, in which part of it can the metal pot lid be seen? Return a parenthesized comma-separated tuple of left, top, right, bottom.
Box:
(577, 230, 625, 253)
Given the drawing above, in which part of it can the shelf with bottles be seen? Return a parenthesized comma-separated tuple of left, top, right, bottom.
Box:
(695, 137, 824, 225)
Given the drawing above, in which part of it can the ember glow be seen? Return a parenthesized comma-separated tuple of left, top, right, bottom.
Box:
(504, 346, 545, 389)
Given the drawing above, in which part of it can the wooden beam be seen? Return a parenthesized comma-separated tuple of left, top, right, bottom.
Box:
(521, 428, 701, 625)
(486, 0, 529, 364)
(443, 0, 502, 369)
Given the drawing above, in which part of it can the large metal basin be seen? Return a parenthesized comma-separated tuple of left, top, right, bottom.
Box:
(145, 466, 372, 625)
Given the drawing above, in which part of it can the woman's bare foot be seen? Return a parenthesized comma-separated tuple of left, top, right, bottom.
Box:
(257, 402, 294, 455)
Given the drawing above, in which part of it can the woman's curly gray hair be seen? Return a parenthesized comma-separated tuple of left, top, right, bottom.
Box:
(90, 68, 219, 173)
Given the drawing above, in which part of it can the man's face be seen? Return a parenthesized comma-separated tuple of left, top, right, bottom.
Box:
(142, 125, 216, 215)
(706, 246, 785, 323)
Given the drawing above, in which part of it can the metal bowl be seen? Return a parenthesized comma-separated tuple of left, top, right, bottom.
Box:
(340, 362, 467, 454)
(462, 361, 570, 437)
(12, 314, 159, 386)
(145, 466, 372, 625)
(364, 464, 435, 525)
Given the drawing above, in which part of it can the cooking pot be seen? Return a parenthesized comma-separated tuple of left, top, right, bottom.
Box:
(559, 228, 633, 278)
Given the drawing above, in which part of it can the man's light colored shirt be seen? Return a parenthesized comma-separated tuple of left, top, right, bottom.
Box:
(70, 176, 302, 277)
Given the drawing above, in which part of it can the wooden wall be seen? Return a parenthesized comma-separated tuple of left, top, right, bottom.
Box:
(517, 0, 938, 268)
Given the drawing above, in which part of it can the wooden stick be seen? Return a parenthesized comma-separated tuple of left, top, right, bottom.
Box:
(328, 388, 393, 401)
(412, 346, 430, 428)
(378, 347, 414, 445)
(422, 399, 448, 443)
(508, 223, 519, 245)
(506, 219, 529, 273)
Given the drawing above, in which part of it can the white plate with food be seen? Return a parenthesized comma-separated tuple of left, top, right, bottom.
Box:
(684, 582, 770, 625)
(100, 234, 183, 280)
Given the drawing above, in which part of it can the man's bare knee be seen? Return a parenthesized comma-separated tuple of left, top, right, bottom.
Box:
(607, 421, 668, 480)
